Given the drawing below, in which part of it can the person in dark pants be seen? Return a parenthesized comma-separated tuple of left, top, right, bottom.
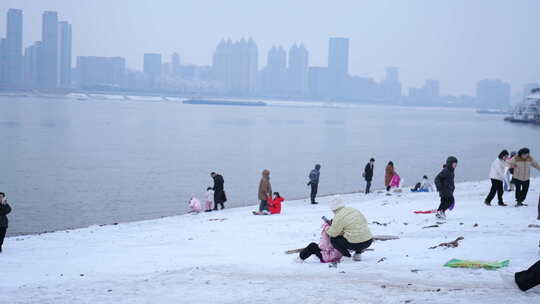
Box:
(484, 150, 509, 206)
(434, 156, 458, 220)
(258, 169, 272, 214)
(0, 192, 12, 253)
(211, 172, 227, 210)
(514, 260, 540, 291)
(363, 158, 375, 194)
(326, 196, 373, 261)
(508, 148, 540, 207)
(307, 164, 321, 204)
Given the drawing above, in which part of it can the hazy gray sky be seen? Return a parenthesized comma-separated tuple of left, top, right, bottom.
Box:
(1, 0, 538, 96)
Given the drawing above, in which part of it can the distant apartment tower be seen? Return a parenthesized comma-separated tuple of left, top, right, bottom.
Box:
(287, 44, 309, 96)
(23, 41, 42, 87)
(328, 37, 350, 97)
(380, 67, 402, 102)
(144, 53, 162, 79)
(476, 79, 510, 109)
(171, 52, 180, 75)
(4, 9, 23, 87)
(39, 11, 59, 88)
(58, 21, 72, 88)
(212, 38, 258, 94)
(308, 67, 329, 99)
(0, 38, 5, 84)
(261, 45, 287, 94)
(408, 79, 440, 104)
(77, 56, 126, 87)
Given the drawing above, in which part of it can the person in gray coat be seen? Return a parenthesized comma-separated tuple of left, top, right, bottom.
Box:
(0, 192, 12, 253)
(308, 164, 321, 204)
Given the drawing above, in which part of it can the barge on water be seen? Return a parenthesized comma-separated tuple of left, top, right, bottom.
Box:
(504, 88, 540, 125)
(183, 99, 267, 107)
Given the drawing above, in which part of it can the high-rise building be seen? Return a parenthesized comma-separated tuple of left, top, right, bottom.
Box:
(0, 38, 5, 84)
(385, 67, 399, 83)
(77, 56, 126, 87)
(143, 53, 162, 78)
(287, 44, 309, 96)
(171, 52, 180, 75)
(408, 79, 440, 104)
(380, 67, 402, 102)
(4, 9, 23, 87)
(327, 37, 350, 97)
(23, 41, 41, 87)
(476, 79, 511, 109)
(58, 21, 72, 88)
(308, 67, 329, 99)
(212, 38, 258, 94)
(328, 37, 349, 76)
(261, 45, 287, 94)
(39, 11, 59, 88)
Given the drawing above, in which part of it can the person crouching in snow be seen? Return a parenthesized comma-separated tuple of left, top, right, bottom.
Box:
(411, 175, 434, 192)
(205, 187, 214, 212)
(299, 221, 343, 263)
(384, 161, 395, 192)
(268, 192, 284, 215)
(326, 196, 373, 261)
(188, 196, 202, 214)
(434, 156, 458, 220)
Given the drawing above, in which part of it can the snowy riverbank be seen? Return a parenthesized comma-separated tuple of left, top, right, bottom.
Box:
(1, 179, 539, 303)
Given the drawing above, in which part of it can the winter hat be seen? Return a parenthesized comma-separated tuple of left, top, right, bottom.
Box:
(330, 196, 345, 211)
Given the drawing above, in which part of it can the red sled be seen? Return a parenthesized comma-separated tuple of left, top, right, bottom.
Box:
(414, 209, 437, 214)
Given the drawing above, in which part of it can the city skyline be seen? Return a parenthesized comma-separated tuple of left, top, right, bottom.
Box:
(0, 0, 539, 96)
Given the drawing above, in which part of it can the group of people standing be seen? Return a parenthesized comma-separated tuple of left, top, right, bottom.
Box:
(485, 148, 540, 211)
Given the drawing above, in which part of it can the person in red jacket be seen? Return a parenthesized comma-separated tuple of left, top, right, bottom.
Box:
(268, 192, 284, 214)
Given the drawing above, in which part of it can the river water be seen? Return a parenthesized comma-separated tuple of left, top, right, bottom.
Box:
(1, 97, 538, 235)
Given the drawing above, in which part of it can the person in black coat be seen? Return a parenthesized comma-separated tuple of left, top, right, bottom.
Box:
(211, 172, 227, 210)
(434, 156, 458, 220)
(363, 158, 375, 194)
(0, 192, 12, 253)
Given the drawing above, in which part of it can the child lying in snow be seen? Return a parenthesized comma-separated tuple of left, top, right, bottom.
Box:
(299, 223, 343, 263)
(188, 196, 202, 214)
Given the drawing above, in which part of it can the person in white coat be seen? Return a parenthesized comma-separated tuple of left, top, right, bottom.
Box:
(484, 150, 510, 206)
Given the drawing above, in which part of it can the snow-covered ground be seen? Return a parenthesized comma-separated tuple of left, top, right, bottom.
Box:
(1, 179, 539, 304)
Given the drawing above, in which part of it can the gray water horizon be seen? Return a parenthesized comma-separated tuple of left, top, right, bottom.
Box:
(1, 97, 538, 236)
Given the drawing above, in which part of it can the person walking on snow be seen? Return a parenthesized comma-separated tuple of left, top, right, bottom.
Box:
(211, 172, 227, 210)
(434, 156, 458, 220)
(484, 150, 510, 206)
(308, 164, 321, 204)
(363, 158, 375, 194)
(326, 196, 373, 261)
(257, 169, 273, 214)
(0, 192, 12, 253)
(507, 148, 540, 207)
(385, 161, 395, 192)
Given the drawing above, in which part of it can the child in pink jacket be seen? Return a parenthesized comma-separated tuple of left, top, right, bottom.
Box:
(299, 223, 343, 263)
(205, 187, 214, 212)
(188, 196, 202, 214)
